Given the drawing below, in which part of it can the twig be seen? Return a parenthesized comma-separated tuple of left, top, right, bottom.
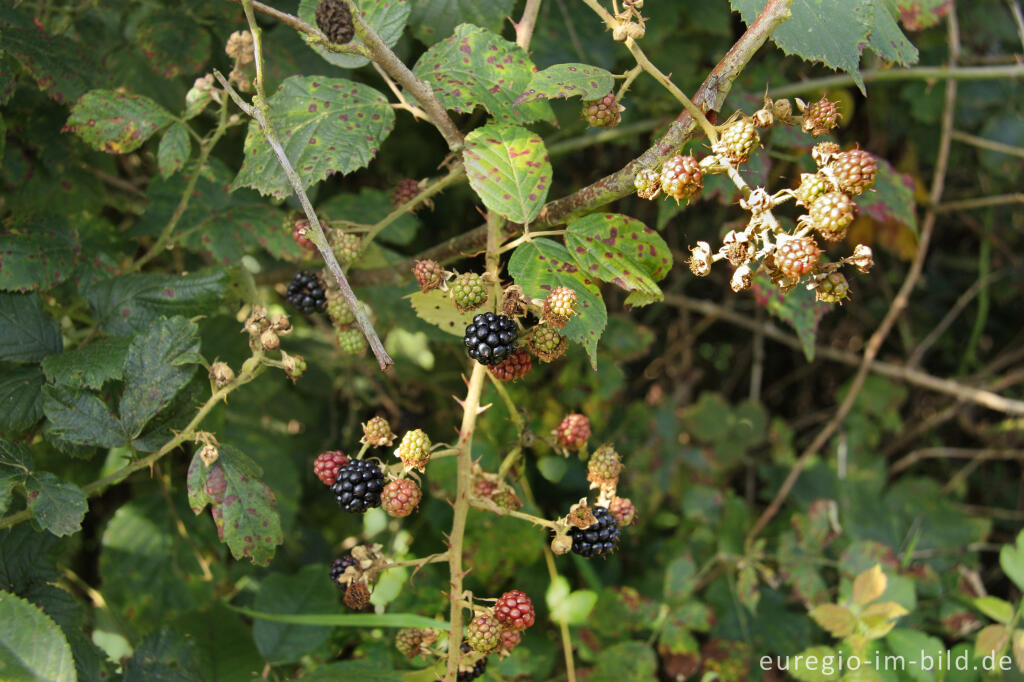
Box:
(745, 4, 963, 544)
(890, 448, 1024, 475)
(515, 0, 543, 50)
(934, 193, 1024, 212)
(1006, 0, 1024, 51)
(951, 130, 1024, 159)
(373, 62, 429, 121)
(765, 64, 1024, 99)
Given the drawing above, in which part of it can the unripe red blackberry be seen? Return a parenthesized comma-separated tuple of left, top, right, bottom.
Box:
(450, 272, 488, 313)
(413, 259, 444, 293)
(498, 629, 521, 657)
(465, 614, 502, 653)
(292, 219, 315, 250)
(391, 178, 422, 209)
(806, 191, 855, 236)
(713, 118, 759, 164)
(555, 413, 590, 449)
(331, 231, 361, 267)
(337, 327, 366, 356)
(542, 286, 578, 328)
(815, 272, 850, 303)
(634, 168, 661, 200)
(381, 478, 422, 517)
(313, 450, 350, 486)
(829, 149, 877, 195)
(587, 443, 623, 485)
(793, 172, 830, 208)
(361, 416, 396, 447)
(582, 93, 622, 128)
(315, 0, 354, 44)
(801, 96, 841, 137)
(395, 429, 432, 472)
(609, 496, 637, 526)
(529, 325, 567, 363)
(774, 236, 821, 279)
(659, 154, 703, 203)
(494, 590, 535, 631)
(491, 348, 531, 382)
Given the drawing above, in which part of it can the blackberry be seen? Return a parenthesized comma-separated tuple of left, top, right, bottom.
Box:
(331, 459, 385, 513)
(286, 271, 327, 314)
(587, 444, 623, 485)
(314, 450, 350, 486)
(391, 178, 422, 209)
(568, 505, 620, 558)
(528, 325, 567, 363)
(542, 286, 577, 328)
(337, 327, 366, 356)
(491, 348, 531, 382)
(326, 289, 355, 326)
(315, 0, 354, 45)
(330, 555, 359, 587)
(494, 590, 535, 631)
(634, 168, 661, 200)
(450, 272, 488, 313)
(413, 259, 444, 293)
(381, 478, 422, 517)
(458, 643, 488, 682)
(555, 413, 590, 449)
(583, 93, 622, 128)
(609, 496, 637, 527)
(829, 149, 877, 195)
(793, 172, 829, 208)
(395, 429, 432, 472)
(498, 629, 521, 657)
(463, 312, 518, 366)
(713, 118, 759, 165)
(292, 219, 315, 250)
(465, 614, 502, 653)
(815, 272, 850, 303)
(332, 231, 361, 267)
(801, 96, 841, 137)
(659, 154, 703, 203)
(361, 416, 395, 447)
(775, 236, 821, 279)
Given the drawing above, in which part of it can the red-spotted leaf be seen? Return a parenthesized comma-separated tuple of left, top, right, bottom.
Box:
(157, 122, 191, 179)
(408, 0, 515, 45)
(892, 0, 950, 30)
(411, 24, 555, 125)
(565, 213, 672, 307)
(136, 10, 211, 79)
(867, 0, 918, 66)
(0, 213, 79, 293)
(514, 63, 614, 106)
(463, 123, 551, 224)
(508, 238, 607, 369)
(231, 76, 395, 200)
(64, 89, 174, 154)
(752, 271, 827, 361)
(857, 156, 917, 235)
(0, 5, 97, 103)
(187, 444, 283, 566)
(298, 0, 410, 69)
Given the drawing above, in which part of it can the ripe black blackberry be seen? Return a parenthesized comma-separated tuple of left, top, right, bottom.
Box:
(330, 555, 359, 587)
(568, 506, 620, 558)
(457, 642, 488, 682)
(286, 271, 327, 314)
(331, 459, 385, 513)
(463, 313, 518, 366)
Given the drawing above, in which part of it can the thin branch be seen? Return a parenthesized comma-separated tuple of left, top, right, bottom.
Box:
(1006, 0, 1024, 51)
(891, 448, 1024, 476)
(515, 0, 543, 50)
(766, 63, 1023, 99)
(951, 130, 1024, 159)
(934, 193, 1024, 212)
(363, 167, 466, 246)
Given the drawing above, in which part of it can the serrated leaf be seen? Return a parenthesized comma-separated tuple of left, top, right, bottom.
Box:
(0, 6, 97, 103)
(408, 0, 515, 45)
(64, 89, 173, 153)
(0, 367, 44, 434)
(24, 472, 87, 537)
(508, 238, 607, 368)
(1000, 530, 1024, 592)
(974, 596, 1014, 625)
(731, 0, 871, 93)
(412, 24, 555, 125)
(0, 293, 61, 366)
(407, 289, 475, 336)
(157, 122, 190, 178)
(41, 337, 131, 390)
(298, 0, 410, 69)
(231, 76, 395, 200)
(515, 63, 614, 106)
(251, 565, 336, 662)
(136, 10, 211, 79)
(0, 591, 76, 682)
(752, 271, 827, 361)
(868, 0, 918, 66)
(41, 385, 128, 449)
(0, 213, 78, 293)
(122, 628, 204, 682)
(858, 156, 918, 236)
(852, 564, 887, 606)
(83, 268, 231, 336)
(564, 213, 672, 307)
(809, 603, 856, 638)
(119, 317, 200, 439)
(463, 123, 551, 224)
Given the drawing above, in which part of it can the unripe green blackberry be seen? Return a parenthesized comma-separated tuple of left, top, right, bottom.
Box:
(326, 289, 355, 326)
(774, 236, 821, 279)
(582, 93, 622, 128)
(587, 443, 623, 485)
(492, 487, 522, 512)
(331, 231, 361, 267)
(801, 95, 841, 137)
(815, 272, 850, 303)
(829, 149, 877, 195)
(391, 178, 422, 209)
(634, 168, 661, 200)
(465, 614, 502, 653)
(381, 478, 422, 517)
(395, 429, 432, 472)
(315, 0, 355, 44)
(491, 348, 531, 382)
(337, 327, 366, 355)
(793, 172, 830, 207)
(713, 118, 759, 164)
(528, 325, 567, 363)
(413, 259, 444, 293)
(450, 272, 488, 313)
(807, 191, 855, 236)
(361, 416, 396, 447)
(542, 286, 577, 328)
(659, 154, 703, 203)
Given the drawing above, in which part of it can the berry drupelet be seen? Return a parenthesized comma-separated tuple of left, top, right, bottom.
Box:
(464, 313, 518, 366)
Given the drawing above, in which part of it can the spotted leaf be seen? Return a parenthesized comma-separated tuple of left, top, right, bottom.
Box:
(514, 63, 614, 106)
(508, 238, 606, 369)
(0, 213, 79, 293)
(464, 123, 551, 224)
(0, 5, 97, 103)
(298, 0, 410, 69)
(564, 213, 672, 307)
(231, 76, 395, 200)
(411, 24, 555, 125)
(136, 10, 211, 79)
(64, 89, 173, 154)
(407, 289, 475, 337)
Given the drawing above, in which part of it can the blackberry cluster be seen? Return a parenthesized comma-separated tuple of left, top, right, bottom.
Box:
(463, 313, 518, 366)
(331, 459, 385, 513)
(330, 555, 359, 587)
(315, 0, 354, 44)
(458, 643, 488, 682)
(286, 272, 327, 313)
(568, 506, 620, 558)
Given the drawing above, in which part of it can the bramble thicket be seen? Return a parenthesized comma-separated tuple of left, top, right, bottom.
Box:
(1, 0, 1024, 680)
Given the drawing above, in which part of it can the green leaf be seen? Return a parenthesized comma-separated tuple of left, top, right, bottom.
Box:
(157, 122, 191, 178)
(787, 645, 839, 681)
(407, 289, 476, 337)
(463, 123, 552, 224)
(752, 271, 827, 361)
(514, 63, 615, 106)
(0, 367, 44, 433)
(408, 0, 515, 45)
(886, 628, 945, 681)
(0, 591, 76, 682)
(84, 268, 232, 336)
(298, 0, 410, 69)
(546, 575, 597, 625)
(65, 89, 174, 153)
(250, 565, 337, 663)
(135, 10, 211, 79)
(973, 596, 1014, 625)
(231, 76, 395, 200)
(119, 317, 200, 439)
(564, 213, 672, 307)
(232, 605, 445, 629)
(123, 627, 204, 682)
(857, 156, 918, 236)
(1000, 530, 1024, 592)
(187, 445, 283, 566)
(0, 6, 97, 104)
(41, 385, 127, 449)
(41, 337, 131, 390)
(24, 472, 87, 537)
(411, 24, 555, 125)
(663, 556, 697, 605)
(868, 0, 919, 66)
(731, 0, 871, 93)
(0, 441, 32, 515)
(299, 661, 404, 682)
(0, 213, 78, 293)
(588, 641, 658, 682)
(508, 238, 607, 368)
(0, 293, 62, 363)
(169, 604, 263, 682)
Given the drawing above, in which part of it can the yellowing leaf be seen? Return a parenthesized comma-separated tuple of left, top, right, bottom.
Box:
(406, 289, 475, 337)
(976, 624, 1009, 657)
(852, 564, 887, 606)
(860, 601, 908, 640)
(809, 603, 856, 638)
(974, 596, 1015, 625)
